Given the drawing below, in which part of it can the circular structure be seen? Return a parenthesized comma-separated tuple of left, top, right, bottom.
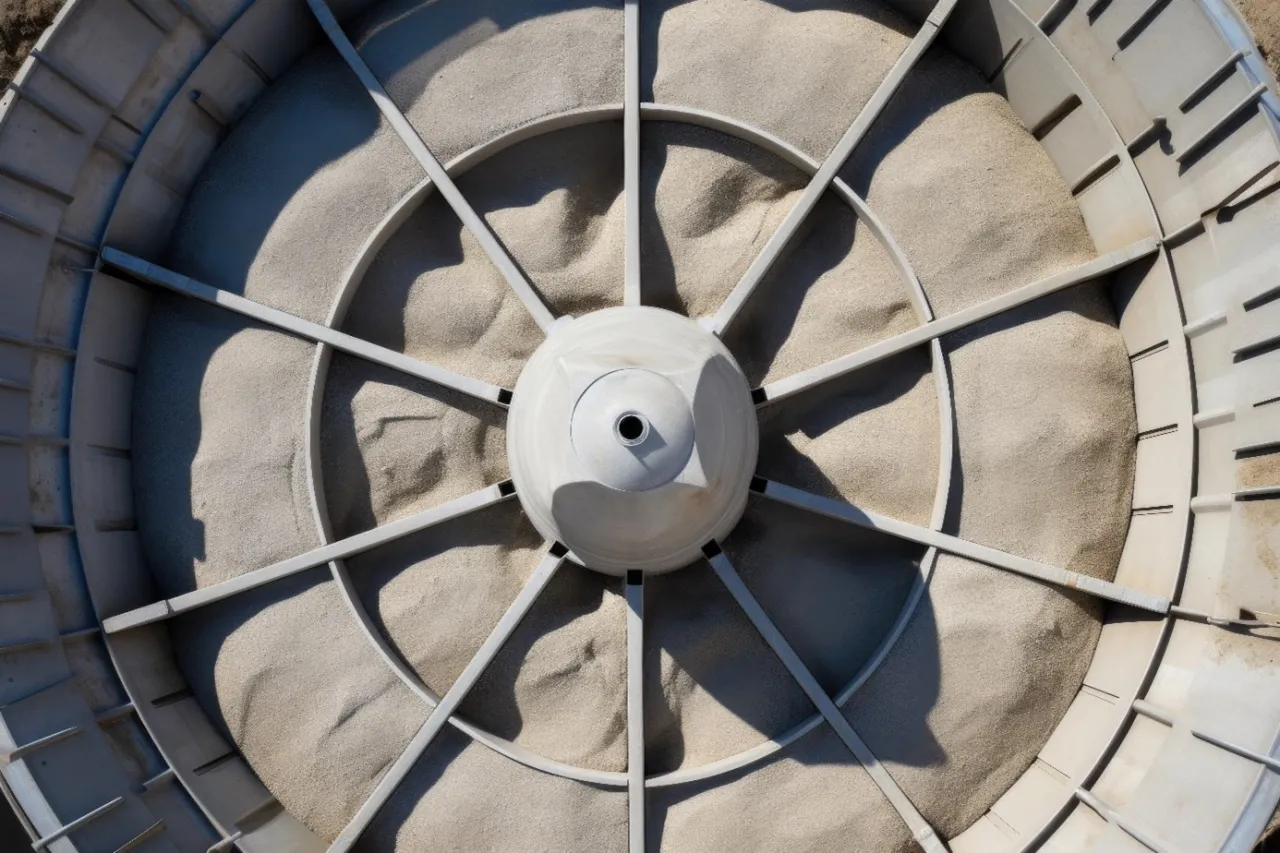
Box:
(1, 1, 1280, 852)
(509, 306, 758, 575)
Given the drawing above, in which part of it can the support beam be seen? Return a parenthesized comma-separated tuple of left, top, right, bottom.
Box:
(756, 479, 1170, 613)
(1133, 698, 1280, 772)
(328, 546, 566, 852)
(624, 0, 641, 306)
(101, 249, 511, 407)
(0, 331, 74, 358)
(705, 0, 959, 336)
(1, 725, 82, 764)
(103, 484, 514, 634)
(142, 768, 176, 792)
(116, 820, 166, 852)
(94, 701, 137, 726)
(626, 571, 645, 853)
(32, 796, 124, 851)
(306, 0, 558, 332)
(704, 544, 947, 853)
(757, 238, 1160, 405)
(1168, 604, 1280, 629)
(1075, 788, 1168, 852)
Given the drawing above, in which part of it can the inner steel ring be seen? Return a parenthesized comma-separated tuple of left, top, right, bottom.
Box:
(302, 102, 955, 789)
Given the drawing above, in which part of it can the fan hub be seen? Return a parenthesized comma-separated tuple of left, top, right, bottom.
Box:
(507, 306, 758, 575)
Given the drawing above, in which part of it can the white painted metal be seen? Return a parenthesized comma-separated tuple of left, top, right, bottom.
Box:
(758, 479, 1172, 613)
(507, 307, 758, 575)
(705, 0, 961, 336)
(0, 726, 82, 764)
(294, 103, 957, 794)
(298, 113, 637, 790)
(328, 548, 565, 853)
(306, 0, 558, 332)
(624, 0, 641, 307)
(759, 238, 1161, 405)
(115, 820, 167, 852)
(1074, 788, 1169, 853)
(647, 548, 945, 789)
(31, 796, 124, 851)
(1133, 699, 1280, 773)
(99, 248, 510, 406)
(101, 485, 513, 633)
(627, 572, 645, 853)
(706, 548, 948, 853)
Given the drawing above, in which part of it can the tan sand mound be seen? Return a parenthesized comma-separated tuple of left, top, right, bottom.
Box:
(131, 0, 1136, 849)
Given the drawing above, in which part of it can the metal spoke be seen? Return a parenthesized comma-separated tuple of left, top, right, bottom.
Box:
(1168, 604, 1280, 630)
(704, 0, 960, 336)
(757, 237, 1160, 405)
(1133, 699, 1280, 772)
(328, 546, 567, 852)
(626, 571, 645, 853)
(102, 484, 514, 634)
(1075, 788, 1168, 852)
(624, 0, 641, 306)
(703, 544, 948, 853)
(306, 0, 558, 332)
(755, 479, 1171, 613)
(100, 248, 512, 406)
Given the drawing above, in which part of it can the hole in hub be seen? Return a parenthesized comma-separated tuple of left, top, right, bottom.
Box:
(616, 413, 648, 445)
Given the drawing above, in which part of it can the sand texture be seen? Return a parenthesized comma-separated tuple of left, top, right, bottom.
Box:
(132, 0, 1137, 849)
(0, 0, 61, 87)
(1236, 0, 1280, 83)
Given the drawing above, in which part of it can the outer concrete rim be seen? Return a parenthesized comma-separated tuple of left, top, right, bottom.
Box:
(301, 101, 956, 790)
(962, 0, 1191, 848)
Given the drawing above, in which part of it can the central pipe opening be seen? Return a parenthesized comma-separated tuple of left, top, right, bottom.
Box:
(616, 412, 648, 445)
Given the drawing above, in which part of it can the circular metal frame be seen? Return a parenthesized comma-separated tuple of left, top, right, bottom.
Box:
(301, 102, 957, 790)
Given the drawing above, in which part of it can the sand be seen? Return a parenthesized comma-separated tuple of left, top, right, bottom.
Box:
(1236, 0, 1280, 83)
(132, 0, 1137, 849)
(0, 0, 61, 87)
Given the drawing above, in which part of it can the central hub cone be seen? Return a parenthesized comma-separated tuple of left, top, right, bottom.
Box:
(507, 306, 759, 575)
(571, 368, 695, 492)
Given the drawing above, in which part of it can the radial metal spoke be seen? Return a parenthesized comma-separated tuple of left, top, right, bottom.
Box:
(757, 237, 1160, 405)
(624, 0, 641, 306)
(626, 571, 645, 852)
(756, 479, 1171, 613)
(1075, 788, 1169, 853)
(306, 0, 558, 332)
(704, 0, 960, 336)
(328, 546, 567, 853)
(102, 484, 514, 634)
(1168, 604, 1280, 630)
(704, 544, 947, 853)
(100, 248, 511, 407)
(1133, 699, 1280, 772)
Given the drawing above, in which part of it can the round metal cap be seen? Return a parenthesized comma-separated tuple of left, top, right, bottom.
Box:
(507, 306, 758, 575)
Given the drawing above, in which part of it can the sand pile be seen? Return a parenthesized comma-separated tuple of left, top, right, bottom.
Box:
(132, 0, 1136, 849)
(0, 0, 62, 87)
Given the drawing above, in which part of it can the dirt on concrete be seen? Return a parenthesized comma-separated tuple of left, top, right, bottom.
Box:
(0, 0, 60, 87)
(1237, 0, 1280, 83)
